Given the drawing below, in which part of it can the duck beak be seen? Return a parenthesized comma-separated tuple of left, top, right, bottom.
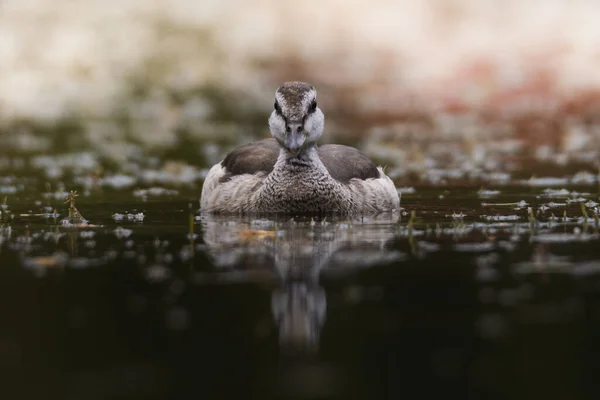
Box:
(284, 131, 306, 156)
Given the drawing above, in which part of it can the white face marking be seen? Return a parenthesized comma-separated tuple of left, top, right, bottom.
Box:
(268, 82, 325, 156)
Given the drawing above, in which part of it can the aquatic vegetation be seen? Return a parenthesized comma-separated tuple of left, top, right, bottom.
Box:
(60, 190, 89, 227)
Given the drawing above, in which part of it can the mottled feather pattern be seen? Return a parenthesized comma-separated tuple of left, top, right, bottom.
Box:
(201, 147, 399, 214)
(275, 82, 315, 122)
(254, 150, 356, 213)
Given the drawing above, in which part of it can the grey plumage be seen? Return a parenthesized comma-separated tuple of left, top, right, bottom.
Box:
(275, 82, 316, 122)
(201, 82, 400, 214)
(318, 144, 380, 182)
(219, 138, 379, 184)
(219, 138, 279, 183)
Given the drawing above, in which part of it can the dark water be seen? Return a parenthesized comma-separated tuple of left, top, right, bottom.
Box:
(1, 183, 600, 399)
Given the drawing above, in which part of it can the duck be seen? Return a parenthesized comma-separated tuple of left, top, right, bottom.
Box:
(200, 81, 399, 214)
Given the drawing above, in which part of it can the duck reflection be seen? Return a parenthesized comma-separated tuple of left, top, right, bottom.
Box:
(199, 213, 401, 353)
(272, 283, 326, 352)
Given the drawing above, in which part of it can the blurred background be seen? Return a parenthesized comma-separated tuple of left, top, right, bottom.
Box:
(2, 0, 600, 181)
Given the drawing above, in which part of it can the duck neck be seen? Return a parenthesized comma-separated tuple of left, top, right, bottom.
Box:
(278, 144, 320, 166)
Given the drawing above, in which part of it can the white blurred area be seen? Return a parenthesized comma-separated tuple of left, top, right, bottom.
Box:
(1, 0, 600, 123)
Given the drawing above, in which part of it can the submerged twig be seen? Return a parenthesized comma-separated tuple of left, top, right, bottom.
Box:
(581, 203, 589, 233)
(527, 207, 537, 236)
(62, 190, 91, 226)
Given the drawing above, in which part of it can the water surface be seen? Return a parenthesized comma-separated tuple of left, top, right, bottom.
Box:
(1, 180, 600, 399)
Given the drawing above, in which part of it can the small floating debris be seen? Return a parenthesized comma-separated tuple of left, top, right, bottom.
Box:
(448, 212, 465, 220)
(521, 177, 569, 186)
(477, 189, 501, 198)
(61, 219, 96, 228)
(250, 219, 277, 229)
(541, 188, 571, 198)
(540, 202, 567, 210)
(576, 217, 597, 224)
(112, 212, 145, 222)
(482, 200, 528, 208)
(19, 211, 61, 219)
(571, 171, 598, 185)
(482, 215, 520, 221)
(566, 197, 588, 204)
(133, 187, 179, 198)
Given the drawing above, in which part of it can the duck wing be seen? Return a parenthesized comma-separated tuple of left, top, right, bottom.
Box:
(219, 138, 280, 182)
(219, 139, 380, 184)
(318, 144, 380, 183)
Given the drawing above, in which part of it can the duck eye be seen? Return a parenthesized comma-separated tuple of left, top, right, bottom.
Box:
(309, 100, 317, 113)
(274, 101, 281, 114)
